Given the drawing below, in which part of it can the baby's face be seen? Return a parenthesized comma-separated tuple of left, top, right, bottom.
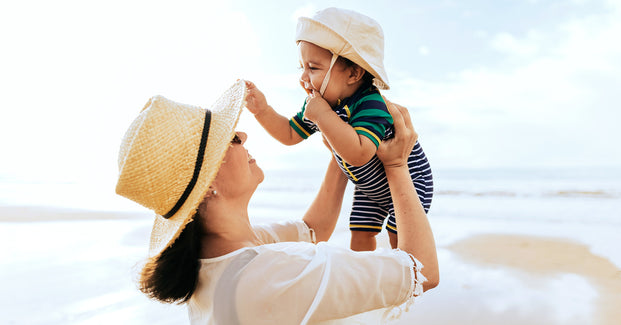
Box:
(298, 41, 349, 106)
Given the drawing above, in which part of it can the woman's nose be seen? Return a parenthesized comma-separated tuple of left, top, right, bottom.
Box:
(238, 131, 248, 144)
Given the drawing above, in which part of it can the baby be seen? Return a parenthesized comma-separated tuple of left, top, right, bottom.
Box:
(245, 7, 433, 251)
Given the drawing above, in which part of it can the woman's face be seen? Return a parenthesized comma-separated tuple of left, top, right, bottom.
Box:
(298, 41, 349, 107)
(212, 131, 264, 198)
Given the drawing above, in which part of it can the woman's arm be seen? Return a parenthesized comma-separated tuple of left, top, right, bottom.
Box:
(377, 100, 439, 291)
(302, 154, 349, 242)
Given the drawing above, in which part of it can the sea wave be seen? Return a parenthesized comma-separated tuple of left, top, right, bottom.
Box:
(435, 189, 619, 199)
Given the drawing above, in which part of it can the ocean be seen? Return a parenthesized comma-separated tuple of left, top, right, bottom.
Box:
(253, 166, 621, 227)
(1, 166, 620, 225)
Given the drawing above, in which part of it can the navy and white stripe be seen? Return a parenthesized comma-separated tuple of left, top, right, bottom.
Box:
(335, 139, 434, 234)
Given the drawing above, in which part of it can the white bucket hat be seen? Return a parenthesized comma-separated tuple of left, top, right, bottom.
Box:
(296, 7, 390, 94)
(115, 80, 246, 258)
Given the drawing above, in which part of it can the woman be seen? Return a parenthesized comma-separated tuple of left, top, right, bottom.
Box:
(115, 80, 438, 324)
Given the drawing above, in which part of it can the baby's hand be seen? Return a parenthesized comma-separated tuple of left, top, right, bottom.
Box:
(244, 80, 269, 115)
(303, 90, 332, 123)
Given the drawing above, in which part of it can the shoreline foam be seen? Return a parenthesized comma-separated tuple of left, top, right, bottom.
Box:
(0, 205, 151, 222)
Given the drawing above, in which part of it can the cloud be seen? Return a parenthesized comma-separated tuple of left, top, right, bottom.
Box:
(490, 31, 542, 57)
(291, 4, 317, 21)
(418, 46, 431, 56)
(389, 1, 621, 167)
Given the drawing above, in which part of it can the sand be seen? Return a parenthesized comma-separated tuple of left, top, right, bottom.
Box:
(1, 205, 620, 325)
(446, 234, 621, 324)
(401, 234, 621, 325)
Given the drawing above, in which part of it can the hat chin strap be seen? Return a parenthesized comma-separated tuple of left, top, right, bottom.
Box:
(319, 53, 339, 96)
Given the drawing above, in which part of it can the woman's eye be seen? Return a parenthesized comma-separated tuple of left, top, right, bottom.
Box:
(230, 134, 242, 144)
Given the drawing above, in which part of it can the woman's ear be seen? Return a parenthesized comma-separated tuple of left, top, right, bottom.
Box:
(347, 65, 366, 85)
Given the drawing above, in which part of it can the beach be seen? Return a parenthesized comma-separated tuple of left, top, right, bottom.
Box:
(1, 167, 620, 324)
(1, 206, 620, 324)
(401, 218, 621, 325)
(0, 206, 187, 325)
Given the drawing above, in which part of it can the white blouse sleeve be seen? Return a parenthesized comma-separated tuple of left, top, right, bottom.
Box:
(253, 220, 315, 244)
(229, 242, 425, 325)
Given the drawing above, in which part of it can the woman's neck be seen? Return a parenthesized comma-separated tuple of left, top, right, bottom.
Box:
(198, 199, 260, 258)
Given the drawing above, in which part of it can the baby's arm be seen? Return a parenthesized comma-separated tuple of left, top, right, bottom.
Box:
(245, 80, 303, 146)
(304, 92, 376, 166)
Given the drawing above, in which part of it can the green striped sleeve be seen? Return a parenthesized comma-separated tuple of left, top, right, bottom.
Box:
(349, 91, 393, 148)
(290, 114, 312, 139)
(354, 126, 382, 147)
(351, 108, 393, 122)
(289, 101, 316, 139)
(354, 120, 386, 136)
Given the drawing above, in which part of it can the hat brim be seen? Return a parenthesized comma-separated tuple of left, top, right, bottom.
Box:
(147, 80, 247, 258)
(296, 17, 390, 90)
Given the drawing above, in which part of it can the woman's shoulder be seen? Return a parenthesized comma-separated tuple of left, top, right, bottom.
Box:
(253, 220, 315, 244)
(254, 241, 317, 257)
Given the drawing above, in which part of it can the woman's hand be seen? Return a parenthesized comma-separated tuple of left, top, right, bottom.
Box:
(244, 80, 269, 116)
(376, 99, 418, 169)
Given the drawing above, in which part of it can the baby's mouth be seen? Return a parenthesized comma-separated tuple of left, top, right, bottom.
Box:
(300, 81, 314, 95)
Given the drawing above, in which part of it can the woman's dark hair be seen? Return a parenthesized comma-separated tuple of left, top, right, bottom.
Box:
(138, 213, 202, 304)
(338, 56, 374, 86)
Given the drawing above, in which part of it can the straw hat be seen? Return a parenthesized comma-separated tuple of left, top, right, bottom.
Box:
(116, 80, 247, 258)
(296, 7, 390, 90)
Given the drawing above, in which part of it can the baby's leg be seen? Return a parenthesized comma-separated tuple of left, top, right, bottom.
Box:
(349, 187, 388, 251)
(350, 230, 378, 251)
(388, 232, 398, 249)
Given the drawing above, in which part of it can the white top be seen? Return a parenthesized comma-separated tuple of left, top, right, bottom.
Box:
(188, 220, 425, 325)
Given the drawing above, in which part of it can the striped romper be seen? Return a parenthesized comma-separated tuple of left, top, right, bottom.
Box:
(290, 85, 433, 234)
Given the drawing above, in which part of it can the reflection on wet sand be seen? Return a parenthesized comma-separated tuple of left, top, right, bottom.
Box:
(448, 234, 621, 325)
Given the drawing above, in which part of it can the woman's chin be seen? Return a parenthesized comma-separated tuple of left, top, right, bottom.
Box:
(254, 166, 265, 184)
(258, 172, 265, 184)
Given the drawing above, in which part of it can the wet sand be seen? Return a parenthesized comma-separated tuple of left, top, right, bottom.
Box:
(436, 234, 621, 325)
(1, 206, 620, 324)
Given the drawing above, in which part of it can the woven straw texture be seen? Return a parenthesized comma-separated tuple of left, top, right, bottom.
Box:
(116, 80, 247, 257)
(296, 7, 390, 90)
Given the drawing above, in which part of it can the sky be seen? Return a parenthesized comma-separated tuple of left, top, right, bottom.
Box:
(0, 0, 619, 187)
